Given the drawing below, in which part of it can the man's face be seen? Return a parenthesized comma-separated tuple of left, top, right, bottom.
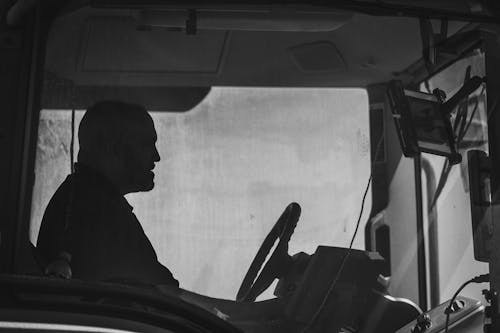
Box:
(119, 116, 160, 193)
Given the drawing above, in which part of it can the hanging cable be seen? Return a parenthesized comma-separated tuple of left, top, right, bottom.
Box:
(429, 72, 486, 209)
(302, 135, 383, 332)
(303, 177, 372, 332)
(444, 274, 489, 332)
(65, 109, 76, 233)
(459, 86, 485, 143)
(70, 109, 75, 173)
(430, 84, 484, 210)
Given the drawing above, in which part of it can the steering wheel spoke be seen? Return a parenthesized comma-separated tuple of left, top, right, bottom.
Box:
(236, 203, 301, 302)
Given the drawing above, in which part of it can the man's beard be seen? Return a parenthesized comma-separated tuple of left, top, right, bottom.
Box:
(130, 170, 155, 192)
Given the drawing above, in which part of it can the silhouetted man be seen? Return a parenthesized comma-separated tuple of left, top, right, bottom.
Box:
(37, 100, 178, 286)
(36, 101, 285, 329)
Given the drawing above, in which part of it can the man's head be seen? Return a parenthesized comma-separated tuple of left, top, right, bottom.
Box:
(78, 100, 160, 194)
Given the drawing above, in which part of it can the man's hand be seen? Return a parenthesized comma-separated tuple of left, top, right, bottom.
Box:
(45, 251, 72, 279)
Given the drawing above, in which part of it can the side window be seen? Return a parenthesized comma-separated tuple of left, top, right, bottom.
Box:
(419, 50, 489, 305)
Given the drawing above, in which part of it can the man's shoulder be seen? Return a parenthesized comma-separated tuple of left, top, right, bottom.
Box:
(43, 172, 116, 224)
(48, 174, 98, 207)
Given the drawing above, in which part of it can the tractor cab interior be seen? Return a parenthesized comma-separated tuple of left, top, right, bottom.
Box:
(1, 1, 500, 332)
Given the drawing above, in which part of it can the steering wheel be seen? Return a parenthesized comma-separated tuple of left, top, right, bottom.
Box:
(236, 202, 301, 302)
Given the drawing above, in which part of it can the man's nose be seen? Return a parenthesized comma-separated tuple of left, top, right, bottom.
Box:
(153, 146, 160, 162)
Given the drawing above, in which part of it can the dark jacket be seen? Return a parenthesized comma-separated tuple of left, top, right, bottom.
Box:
(37, 163, 179, 287)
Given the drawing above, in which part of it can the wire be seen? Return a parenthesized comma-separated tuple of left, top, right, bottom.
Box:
(444, 274, 489, 333)
(429, 81, 486, 210)
(64, 109, 76, 232)
(302, 136, 383, 332)
(70, 109, 75, 173)
(350, 176, 372, 249)
(430, 158, 451, 210)
(460, 86, 485, 142)
(302, 175, 372, 332)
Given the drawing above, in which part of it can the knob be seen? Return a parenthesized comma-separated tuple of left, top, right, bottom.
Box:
(411, 313, 431, 333)
(449, 299, 465, 313)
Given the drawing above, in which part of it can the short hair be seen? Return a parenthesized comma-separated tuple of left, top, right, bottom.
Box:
(78, 100, 150, 161)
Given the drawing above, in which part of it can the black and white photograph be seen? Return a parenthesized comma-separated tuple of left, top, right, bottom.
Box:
(0, 1, 498, 332)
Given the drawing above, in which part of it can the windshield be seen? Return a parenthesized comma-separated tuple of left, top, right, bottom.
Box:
(30, 86, 371, 300)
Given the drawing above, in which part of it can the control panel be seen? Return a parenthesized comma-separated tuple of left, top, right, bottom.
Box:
(396, 297, 484, 333)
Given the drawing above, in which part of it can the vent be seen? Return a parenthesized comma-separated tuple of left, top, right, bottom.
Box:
(289, 41, 346, 72)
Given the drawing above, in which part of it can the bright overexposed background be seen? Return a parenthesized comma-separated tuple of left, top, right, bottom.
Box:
(30, 87, 371, 300)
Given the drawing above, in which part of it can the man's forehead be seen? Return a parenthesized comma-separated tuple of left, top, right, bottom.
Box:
(126, 115, 157, 139)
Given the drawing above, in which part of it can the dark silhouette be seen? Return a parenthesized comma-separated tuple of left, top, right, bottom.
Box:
(37, 100, 178, 286)
(36, 101, 287, 329)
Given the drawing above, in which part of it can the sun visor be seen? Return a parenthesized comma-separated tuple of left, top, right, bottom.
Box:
(41, 75, 210, 112)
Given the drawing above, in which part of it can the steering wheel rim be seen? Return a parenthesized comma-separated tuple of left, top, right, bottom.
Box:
(236, 202, 301, 302)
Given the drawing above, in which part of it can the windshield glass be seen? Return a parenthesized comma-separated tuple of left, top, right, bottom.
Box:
(30, 87, 370, 300)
